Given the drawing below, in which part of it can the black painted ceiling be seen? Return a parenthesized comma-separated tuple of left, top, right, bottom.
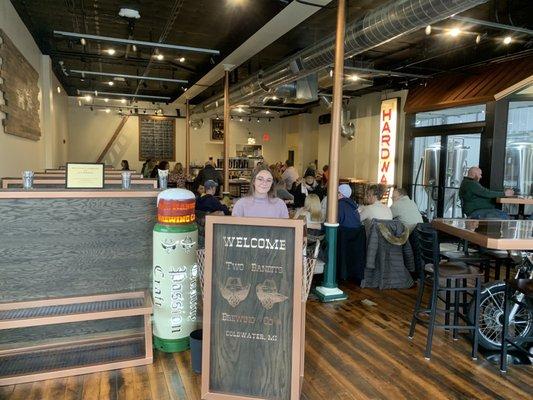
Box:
(10, 0, 533, 105)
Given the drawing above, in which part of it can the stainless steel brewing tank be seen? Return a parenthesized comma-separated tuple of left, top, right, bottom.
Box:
(446, 145, 468, 187)
(422, 144, 441, 187)
(504, 142, 533, 195)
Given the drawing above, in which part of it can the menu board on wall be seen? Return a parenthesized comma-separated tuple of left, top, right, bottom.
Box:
(202, 216, 304, 400)
(138, 116, 176, 161)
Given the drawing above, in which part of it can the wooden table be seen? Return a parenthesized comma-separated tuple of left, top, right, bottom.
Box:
(497, 196, 533, 218)
(432, 219, 533, 250)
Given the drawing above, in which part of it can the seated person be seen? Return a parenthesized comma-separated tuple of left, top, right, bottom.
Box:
(195, 180, 230, 215)
(271, 164, 294, 201)
(292, 171, 325, 208)
(459, 167, 513, 219)
(338, 184, 362, 228)
(293, 193, 324, 232)
(359, 184, 392, 230)
(390, 187, 423, 232)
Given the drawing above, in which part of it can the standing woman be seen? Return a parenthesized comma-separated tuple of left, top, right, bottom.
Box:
(232, 165, 289, 218)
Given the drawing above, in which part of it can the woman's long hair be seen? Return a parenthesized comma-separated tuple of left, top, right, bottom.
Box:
(248, 165, 277, 199)
(304, 194, 322, 222)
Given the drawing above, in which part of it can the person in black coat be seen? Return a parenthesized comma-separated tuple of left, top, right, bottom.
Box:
(193, 161, 223, 195)
(195, 180, 230, 215)
(336, 184, 365, 285)
(291, 171, 325, 208)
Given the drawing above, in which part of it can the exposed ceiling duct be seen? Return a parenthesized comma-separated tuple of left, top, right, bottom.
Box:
(320, 95, 355, 140)
(194, 0, 488, 114)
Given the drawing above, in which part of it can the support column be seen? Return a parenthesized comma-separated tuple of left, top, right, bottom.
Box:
(223, 67, 231, 194)
(185, 98, 190, 176)
(315, 0, 347, 302)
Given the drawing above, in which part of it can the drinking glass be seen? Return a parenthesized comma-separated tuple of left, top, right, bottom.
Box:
(22, 171, 34, 190)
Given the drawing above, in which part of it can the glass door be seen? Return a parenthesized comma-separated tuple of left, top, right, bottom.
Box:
(412, 133, 481, 219)
(443, 134, 481, 218)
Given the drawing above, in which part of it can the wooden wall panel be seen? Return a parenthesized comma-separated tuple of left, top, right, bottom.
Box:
(0, 197, 156, 302)
(0, 29, 41, 141)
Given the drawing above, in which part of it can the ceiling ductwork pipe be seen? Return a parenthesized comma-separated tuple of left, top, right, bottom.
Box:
(195, 0, 487, 114)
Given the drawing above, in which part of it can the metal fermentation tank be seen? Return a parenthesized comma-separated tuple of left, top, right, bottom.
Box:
(504, 142, 533, 196)
(421, 141, 469, 219)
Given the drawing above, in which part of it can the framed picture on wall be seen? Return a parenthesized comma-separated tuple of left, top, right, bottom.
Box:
(211, 119, 224, 142)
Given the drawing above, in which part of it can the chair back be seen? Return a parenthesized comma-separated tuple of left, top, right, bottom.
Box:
(414, 223, 441, 275)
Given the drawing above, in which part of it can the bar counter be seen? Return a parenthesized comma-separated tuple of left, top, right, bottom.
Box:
(0, 189, 159, 302)
(0, 189, 159, 349)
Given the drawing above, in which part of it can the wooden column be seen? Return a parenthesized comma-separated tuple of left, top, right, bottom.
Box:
(315, 0, 347, 302)
(326, 0, 346, 224)
(223, 69, 230, 193)
(185, 98, 190, 176)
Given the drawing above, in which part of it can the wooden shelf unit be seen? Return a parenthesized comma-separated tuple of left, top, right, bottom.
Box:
(0, 291, 153, 385)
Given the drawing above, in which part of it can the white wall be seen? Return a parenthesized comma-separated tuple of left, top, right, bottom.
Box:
(66, 88, 408, 183)
(316, 89, 408, 185)
(67, 102, 285, 171)
(0, 0, 68, 176)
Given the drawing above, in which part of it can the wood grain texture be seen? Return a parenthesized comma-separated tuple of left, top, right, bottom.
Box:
(0, 29, 41, 141)
(0, 196, 156, 346)
(2, 286, 532, 399)
(209, 224, 295, 400)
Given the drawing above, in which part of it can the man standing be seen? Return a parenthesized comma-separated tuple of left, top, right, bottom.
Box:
(459, 167, 513, 219)
(281, 159, 299, 191)
(390, 188, 423, 232)
(193, 160, 223, 195)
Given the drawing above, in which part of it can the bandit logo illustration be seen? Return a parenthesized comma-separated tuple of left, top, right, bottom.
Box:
(220, 277, 251, 308)
(160, 236, 196, 254)
(161, 239, 178, 254)
(180, 236, 196, 254)
(256, 279, 288, 310)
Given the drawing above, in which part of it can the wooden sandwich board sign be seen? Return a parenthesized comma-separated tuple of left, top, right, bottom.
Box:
(202, 216, 305, 400)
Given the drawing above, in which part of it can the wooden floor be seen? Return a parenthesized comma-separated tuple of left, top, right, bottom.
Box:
(1, 283, 531, 400)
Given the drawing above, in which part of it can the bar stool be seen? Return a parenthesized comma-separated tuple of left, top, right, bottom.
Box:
(500, 278, 533, 373)
(408, 223, 483, 360)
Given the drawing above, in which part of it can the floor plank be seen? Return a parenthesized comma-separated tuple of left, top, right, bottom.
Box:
(2, 285, 531, 400)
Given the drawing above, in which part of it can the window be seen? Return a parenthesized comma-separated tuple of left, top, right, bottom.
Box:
(414, 104, 486, 127)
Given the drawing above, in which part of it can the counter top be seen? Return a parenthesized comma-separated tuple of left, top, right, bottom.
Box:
(0, 188, 160, 199)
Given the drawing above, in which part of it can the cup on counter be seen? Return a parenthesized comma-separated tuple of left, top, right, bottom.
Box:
(22, 171, 34, 190)
(158, 169, 169, 189)
(121, 171, 132, 189)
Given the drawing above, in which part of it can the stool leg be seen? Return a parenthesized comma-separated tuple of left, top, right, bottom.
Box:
(453, 279, 460, 340)
(500, 283, 510, 373)
(471, 277, 481, 360)
(484, 261, 490, 283)
(445, 279, 451, 330)
(495, 260, 501, 280)
(409, 274, 425, 339)
(504, 262, 512, 282)
(424, 281, 439, 360)
(462, 278, 468, 315)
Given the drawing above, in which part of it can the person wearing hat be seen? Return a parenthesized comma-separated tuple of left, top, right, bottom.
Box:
(337, 184, 362, 228)
(195, 180, 230, 215)
(291, 170, 324, 208)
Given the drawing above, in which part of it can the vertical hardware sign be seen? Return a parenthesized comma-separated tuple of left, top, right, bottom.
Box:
(377, 98, 399, 186)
